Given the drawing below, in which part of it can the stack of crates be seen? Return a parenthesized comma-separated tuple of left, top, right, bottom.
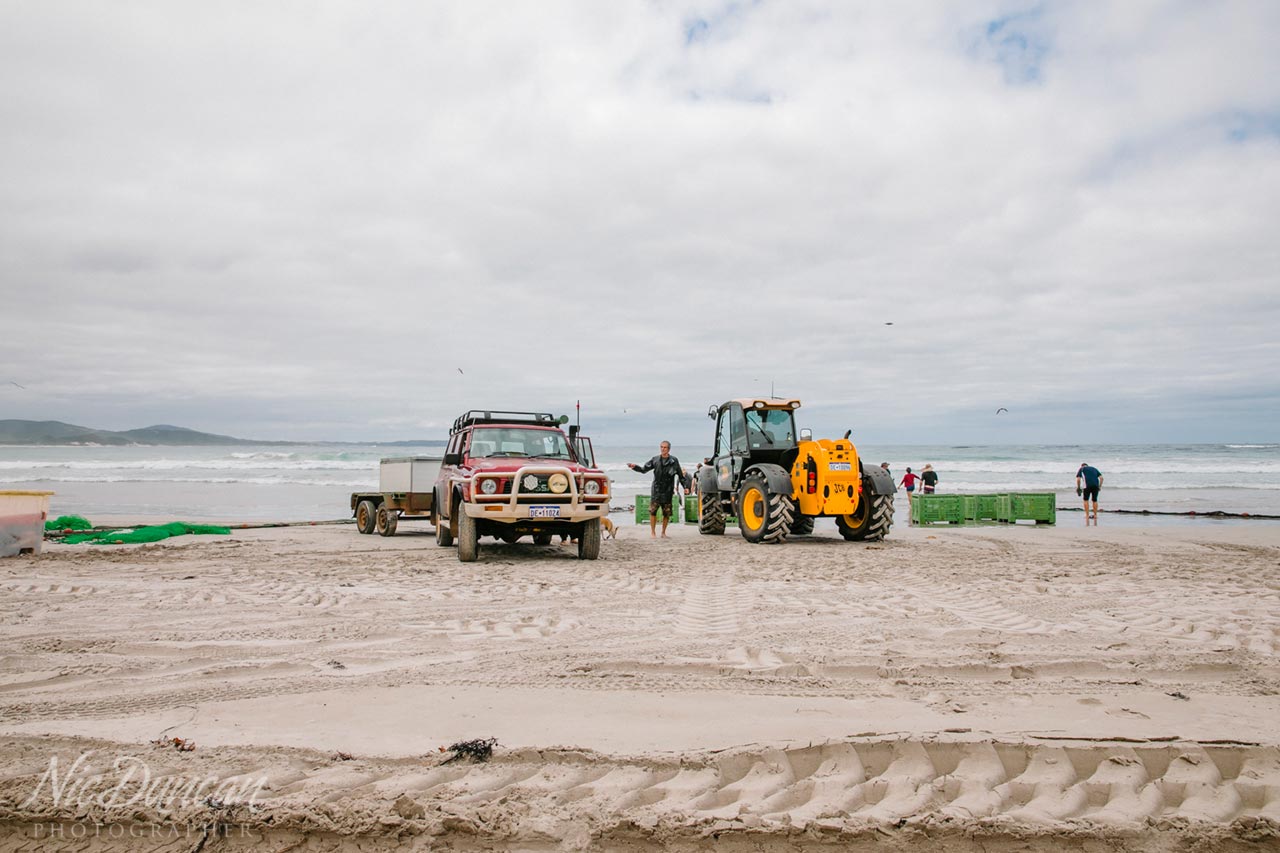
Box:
(635, 494, 682, 524)
(910, 492, 1057, 526)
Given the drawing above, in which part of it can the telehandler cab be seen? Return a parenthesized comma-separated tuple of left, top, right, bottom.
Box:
(696, 398, 895, 544)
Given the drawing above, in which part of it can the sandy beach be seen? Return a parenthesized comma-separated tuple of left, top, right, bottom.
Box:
(2, 516, 1278, 850)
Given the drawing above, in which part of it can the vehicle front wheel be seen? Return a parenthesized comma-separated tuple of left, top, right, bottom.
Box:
(532, 533, 553, 546)
(457, 510, 479, 562)
(355, 500, 377, 535)
(736, 473, 794, 544)
(578, 519, 601, 560)
(376, 507, 398, 536)
(698, 492, 725, 535)
(790, 515, 815, 535)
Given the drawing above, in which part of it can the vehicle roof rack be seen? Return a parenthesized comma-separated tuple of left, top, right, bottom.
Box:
(451, 410, 559, 433)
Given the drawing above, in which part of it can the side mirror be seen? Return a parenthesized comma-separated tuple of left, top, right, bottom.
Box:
(703, 457, 712, 465)
(444, 452, 462, 465)
(799, 429, 812, 442)
(707, 405, 718, 420)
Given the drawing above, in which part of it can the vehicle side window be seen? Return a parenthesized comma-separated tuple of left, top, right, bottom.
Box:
(716, 411, 731, 456)
(729, 404, 747, 452)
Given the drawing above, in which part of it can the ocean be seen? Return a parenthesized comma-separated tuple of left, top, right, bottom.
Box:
(2, 442, 1278, 525)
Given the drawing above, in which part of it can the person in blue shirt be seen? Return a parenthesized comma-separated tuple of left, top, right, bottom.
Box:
(1076, 463, 1103, 524)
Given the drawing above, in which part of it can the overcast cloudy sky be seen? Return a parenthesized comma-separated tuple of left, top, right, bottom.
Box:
(2, 2, 1277, 446)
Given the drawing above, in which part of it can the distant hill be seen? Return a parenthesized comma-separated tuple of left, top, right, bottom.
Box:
(0, 420, 287, 446)
(0, 420, 447, 446)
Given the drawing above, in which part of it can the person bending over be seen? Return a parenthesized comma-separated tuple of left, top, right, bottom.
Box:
(1076, 462, 1103, 524)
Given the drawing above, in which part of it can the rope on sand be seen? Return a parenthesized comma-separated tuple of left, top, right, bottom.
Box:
(1059, 507, 1280, 520)
(45, 519, 354, 537)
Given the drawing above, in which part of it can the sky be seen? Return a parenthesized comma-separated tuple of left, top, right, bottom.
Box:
(1, 1, 1278, 446)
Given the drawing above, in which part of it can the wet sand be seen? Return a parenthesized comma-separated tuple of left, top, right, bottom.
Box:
(1, 517, 1278, 849)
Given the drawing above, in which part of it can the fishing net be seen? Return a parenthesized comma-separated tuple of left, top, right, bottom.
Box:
(62, 522, 230, 545)
(45, 515, 93, 531)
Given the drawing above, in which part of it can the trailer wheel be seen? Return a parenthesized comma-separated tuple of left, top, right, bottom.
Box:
(532, 533, 552, 546)
(355, 500, 377, 535)
(376, 507, 398, 537)
(457, 511, 478, 562)
(578, 519, 601, 560)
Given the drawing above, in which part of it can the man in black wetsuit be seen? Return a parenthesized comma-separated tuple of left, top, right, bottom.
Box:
(628, 441, 689, 539)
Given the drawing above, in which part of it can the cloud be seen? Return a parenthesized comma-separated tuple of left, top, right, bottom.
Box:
(1, 1, 1277, 445)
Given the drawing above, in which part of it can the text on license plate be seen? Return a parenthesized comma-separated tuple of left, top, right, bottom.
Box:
(530, 506, 560, 518)
(829, 462, 851, 471)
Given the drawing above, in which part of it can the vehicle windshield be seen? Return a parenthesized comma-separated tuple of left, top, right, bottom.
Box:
(468, 428, 572, 459)
(744, 408, 795, 448)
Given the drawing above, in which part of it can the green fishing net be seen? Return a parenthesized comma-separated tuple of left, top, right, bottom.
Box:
(45, 515, 93, 531)
(62, 522, 230, 545)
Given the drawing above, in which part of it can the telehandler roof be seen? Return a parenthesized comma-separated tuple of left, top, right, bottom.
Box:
(729, 398, 802, 410)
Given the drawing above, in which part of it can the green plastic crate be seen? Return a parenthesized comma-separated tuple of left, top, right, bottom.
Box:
(635, 494, 682, 524)
(963, 494, 1001, 522)
(910, 494, 965, 525)
(684, 494, 700, 524)
(1008, 492, 1056, 525)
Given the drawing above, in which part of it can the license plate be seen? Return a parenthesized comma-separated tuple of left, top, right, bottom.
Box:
(829, 462, 851, 471)
(529, 506, 560, 518)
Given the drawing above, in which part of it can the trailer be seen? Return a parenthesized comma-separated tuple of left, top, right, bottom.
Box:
(350, 456, 443, 536)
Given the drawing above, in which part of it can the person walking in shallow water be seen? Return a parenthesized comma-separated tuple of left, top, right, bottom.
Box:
(1076, 462, 1103, 524)
(920, 464, 938, 494)
(628, 441, 689, 539)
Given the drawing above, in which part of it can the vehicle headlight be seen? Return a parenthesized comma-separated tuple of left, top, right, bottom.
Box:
(548, 473, 568, 494)
(584, 479, 601, 495)
(480, 478, 498, 495)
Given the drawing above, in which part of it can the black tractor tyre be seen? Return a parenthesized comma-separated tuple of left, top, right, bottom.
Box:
(355, 500, 377, 535)
(837, 493, 895, 541)
(790, 515, 815, 536)
(498, 531, 521, 544)
(533, 533, 553, 546)
(698, 492, 726, 535)
(375, 507, 398, 537)
(457, 511, 479, 562)
(578, 519, 601, 560)
(736, 473, 795, 545)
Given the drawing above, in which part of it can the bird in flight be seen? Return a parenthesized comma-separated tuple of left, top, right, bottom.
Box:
(9, 380, 25, 390)
(884, 322, 894, 325)
(996, 407, 1008, 414)
(456, 368, 464, 375)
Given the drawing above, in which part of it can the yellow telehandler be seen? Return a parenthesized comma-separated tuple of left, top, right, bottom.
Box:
(696, 398, 895, 544)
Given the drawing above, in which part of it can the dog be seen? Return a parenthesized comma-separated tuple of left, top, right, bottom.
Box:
(560, 517, 618, 545)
